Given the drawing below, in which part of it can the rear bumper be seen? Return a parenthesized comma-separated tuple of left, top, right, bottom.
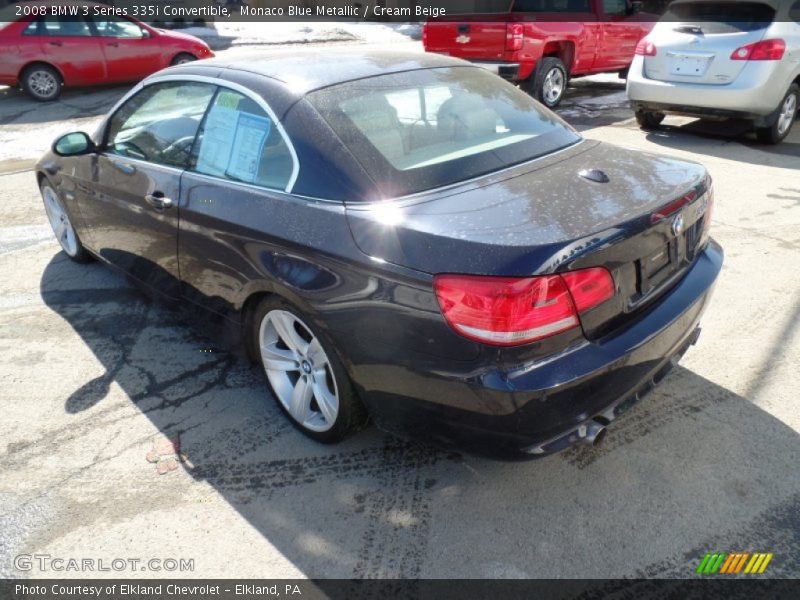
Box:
(469, 61, 521, 81)
(358, 240, 723, 458)
(626, 56, 788, 119)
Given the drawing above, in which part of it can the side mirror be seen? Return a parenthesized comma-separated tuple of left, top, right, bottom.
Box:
(53, 132, 96, 157)
(141, 27, 151, 39)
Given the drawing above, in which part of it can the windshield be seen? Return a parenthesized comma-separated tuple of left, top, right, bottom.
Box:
(308, 67, 580, 197)
(663, 2, 775, 33)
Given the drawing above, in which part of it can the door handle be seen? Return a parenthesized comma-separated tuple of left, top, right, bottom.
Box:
(107, 42, 119, 47)
(145, 192, 173, 210)
(48, 41, 63, 46)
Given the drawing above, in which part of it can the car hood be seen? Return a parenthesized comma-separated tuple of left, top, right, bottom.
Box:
(345, 140, 708, 276)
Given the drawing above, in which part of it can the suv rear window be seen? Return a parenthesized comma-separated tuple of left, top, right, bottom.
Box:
(308, 67, 580, 197)
(664, 2, 775, 33)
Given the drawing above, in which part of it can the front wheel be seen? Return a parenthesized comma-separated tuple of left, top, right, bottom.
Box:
(252, 298, 368, 443)
(171, 53, 197, 66)
(755, 84, 798, 144)
(41, 182, 91, 262)
(525, 57, 568, 108)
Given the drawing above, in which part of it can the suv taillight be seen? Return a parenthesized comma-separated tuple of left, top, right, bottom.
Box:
(506, 23, 524, 52)
(730, 39, 785, 61)
(634, 39, 657, 56)
(434, 268, 614, 346)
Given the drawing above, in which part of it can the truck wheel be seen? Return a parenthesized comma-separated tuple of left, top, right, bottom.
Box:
(635, 110, 665, 130)
(527, 57, 568, 108)
(754, 84, 798, 145)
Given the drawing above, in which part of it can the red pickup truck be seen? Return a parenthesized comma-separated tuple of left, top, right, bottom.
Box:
(423, 0, 656, 107)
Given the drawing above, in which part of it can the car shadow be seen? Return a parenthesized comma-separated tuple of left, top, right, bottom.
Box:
(644, 117, 800, 166)
(0, 85, 128, 125)
(36, 252, 800, 578)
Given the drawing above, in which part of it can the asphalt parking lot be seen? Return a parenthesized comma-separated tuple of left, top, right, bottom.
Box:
(1, 42, 799, 581)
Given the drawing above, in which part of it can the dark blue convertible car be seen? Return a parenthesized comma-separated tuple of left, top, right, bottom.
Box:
(38, 49, 722, 456)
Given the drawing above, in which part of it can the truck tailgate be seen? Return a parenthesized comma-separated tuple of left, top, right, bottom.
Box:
(424, 15, 510, 61)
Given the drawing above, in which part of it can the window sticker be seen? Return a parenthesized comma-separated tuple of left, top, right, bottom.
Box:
(196, 104, 239, 177)
(226, 113, 272, 183)
(196, 92, 272, 184)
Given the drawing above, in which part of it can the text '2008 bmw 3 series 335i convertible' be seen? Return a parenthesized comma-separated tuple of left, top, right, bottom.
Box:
(38, 49, 723, 458)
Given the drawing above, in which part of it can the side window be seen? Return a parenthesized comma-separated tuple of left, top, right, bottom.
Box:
(105, 82, 215, 168)
(92, 17, 146, 39)
(29, 16, 93, 37)
(603, 0, 629, 17)
(192, 89, 294, 191)
(23, 20, 40, 35)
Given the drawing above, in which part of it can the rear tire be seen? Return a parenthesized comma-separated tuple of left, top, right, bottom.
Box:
(170, 53, 197, 66)
(755, 84, 798, 144)
(525, 57, 568, 108)
(21, 64, 61, 102)
(635, 110, 665, 130)
(251, 297, 368, 443)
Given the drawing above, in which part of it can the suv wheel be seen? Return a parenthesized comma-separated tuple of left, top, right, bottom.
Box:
(251, 297, 368, 443)
(635, 110, 665, 130)
(755, 84, 798, 144)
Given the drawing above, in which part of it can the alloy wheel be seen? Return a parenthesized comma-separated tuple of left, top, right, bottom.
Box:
(42, 186, 78, 257)
(28, 70, 58, 100)
(543, 68, 564, 105)
(259, 309, 339, 432)
(777, 92, 797, 137)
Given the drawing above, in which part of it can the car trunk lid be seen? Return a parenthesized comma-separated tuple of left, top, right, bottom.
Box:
(642, 1, 775, 85)
(345, 141, 712, 338)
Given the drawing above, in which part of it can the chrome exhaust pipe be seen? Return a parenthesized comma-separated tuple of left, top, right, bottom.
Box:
(581, 421, 607, 447)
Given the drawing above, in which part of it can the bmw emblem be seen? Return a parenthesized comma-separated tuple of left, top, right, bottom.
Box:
(672, 213, 685, 237)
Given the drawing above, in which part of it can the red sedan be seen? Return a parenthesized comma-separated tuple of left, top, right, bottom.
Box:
(0, 2, 214, 101)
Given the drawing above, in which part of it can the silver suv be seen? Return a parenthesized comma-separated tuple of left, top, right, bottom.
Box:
(627, 0, 800, 143)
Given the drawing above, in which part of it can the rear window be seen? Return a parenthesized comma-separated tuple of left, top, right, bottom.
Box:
(308, 67, 580, 197)
(512, 0, 592, 12)
(663, 2, 775, 33)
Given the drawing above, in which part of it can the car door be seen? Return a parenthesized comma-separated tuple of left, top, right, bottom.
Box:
(80, 81, 216, 297)
(31, 15, 105, 84)
(596, 0, 643, 71)
(177, 85, 299, 318)
(90, 16, 165, 82)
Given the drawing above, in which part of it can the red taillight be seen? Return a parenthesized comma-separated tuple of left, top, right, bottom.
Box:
(702, 184, 715, 237)
(650, 190, 697, 224)
(434, 268, 614, 346)
(561, 269, 616, 314)
(635, 39, 657, 56)
(506, 23, 524, 52)
(730, 39, 785, 61)
(422, 22, 428, 47)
